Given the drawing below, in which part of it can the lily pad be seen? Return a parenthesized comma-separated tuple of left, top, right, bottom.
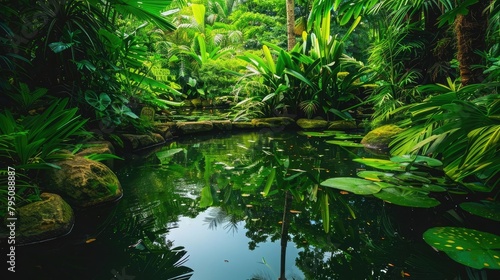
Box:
(390, 155, 443, 167)
(373, 187, 440, 208)
(333, 134, 364, 140)
(421, 184, 447, 192)
(395, 172, 432, 183)
(460, 201, 500, 221)
(353, 158, 416, 171)
(298, 131, 342, 137)
(423, 227, 500, 269)
(326, 140, 364, 148)
(320, 177, 381, 195)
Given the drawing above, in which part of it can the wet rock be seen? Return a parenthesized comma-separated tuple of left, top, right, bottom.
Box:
(361, 124, 403, 152)
(251, 117, 296, 128)
(212, 120, 233, 131)
(120, 133, 165, 150)
(232, 121, 255, 129)
(176, 121, 214, 134)
(328, 120, 357, 130)
(153, 122, 176, 140)
(47, 156, 122, 207)
(296, 118, 329, 130)
(16, 193, 74, 244)
(75, 141, 115, 168)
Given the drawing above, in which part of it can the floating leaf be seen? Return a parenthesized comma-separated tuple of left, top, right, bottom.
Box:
(460, 201, 500, 221)
(326, 140, 364, 148)
(353, 158, 416, 171)
(333, 134, 364, 140)
(390, 155, 443, 167)
(395, 172, 432, 183)
(373, 187, 440, 208)
(421, 184, 447, 192)
(423, 227, 500, 269)
(320, 177, 381, 195)
(298, 131, 342, 137)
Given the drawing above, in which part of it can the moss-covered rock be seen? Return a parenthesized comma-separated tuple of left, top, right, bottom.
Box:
(232, 121, 255, 129)
(296, 118, 328, 130)
(212, 120, 233, 130)
(16, 193, 74, 244)
(176, 121, 214, 134)
(361, 124, 403, 152)
(251, 117, 296, 128)
(328, 120, 357, 130)
(47, 156, 123, 207)
(120, 133, 165, 150)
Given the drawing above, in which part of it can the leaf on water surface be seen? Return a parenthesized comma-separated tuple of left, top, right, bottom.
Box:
(298, 131, 341, 137)
(320, 177, 381, 195)
(390, 155, 443, 167)
(373, 187, 440, 208)
(423, 227, 500, 269)
(460, 201, 500, 221)
(333, 134, 364, 140)
(353, 158, 416, 171)
(326, 140, 364, 148)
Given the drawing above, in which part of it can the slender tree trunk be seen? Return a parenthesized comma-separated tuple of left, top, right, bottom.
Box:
(279, 191, 292, 280)
(455, 0, 490, 86)
(286, 0, 296, 51)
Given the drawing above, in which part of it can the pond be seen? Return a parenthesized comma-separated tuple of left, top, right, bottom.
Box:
(13, 130, 494, 279)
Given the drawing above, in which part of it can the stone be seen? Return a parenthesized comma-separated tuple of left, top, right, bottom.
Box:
(296, 118, 329, 130)
(212, 120, 233, 131)
(232, 122, 255, 129)
(120, 133, 165, 150)
(16, 193, 74, 244)
(361, 124, 404, 152)
(140, 106, 155, 123)
(176, 121, 213, 134)
(75, 141, 116, 168)
(251, 117, 296, 128)
(153, 123, 176, 140)
(328, 120, 357, 130)
(47, 156, 123, 207)
(76, 141, 115, 157)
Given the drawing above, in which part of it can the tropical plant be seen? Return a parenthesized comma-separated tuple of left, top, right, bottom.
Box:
(0, 98, 89, 170)
(389, 82, 500, 190)
(235, 7, 370, 119)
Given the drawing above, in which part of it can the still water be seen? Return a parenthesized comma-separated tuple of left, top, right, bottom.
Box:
(13, 130, 472, 279)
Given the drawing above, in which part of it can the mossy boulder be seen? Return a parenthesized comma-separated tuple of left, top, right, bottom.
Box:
(328, 120, 357, 130)
(76, 141, 115, 168)
(361, 124, 403, 152)
(232, 121, 255, 129)
(120, 133, 165, 150)
(47, 156, 123, 207)
(251, 117, 296, 128)
(176, 121, 214, 134)
(16, 193, 74, 244)
(212, 120, 233, 130)
(296, 118, 329, 130)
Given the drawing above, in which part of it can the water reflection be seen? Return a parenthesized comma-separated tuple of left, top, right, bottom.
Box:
(120, 130, 453, 279)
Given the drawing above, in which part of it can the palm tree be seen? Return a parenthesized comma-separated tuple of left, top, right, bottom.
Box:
(286, 0, 296, 50)
(455, 0, 490, 86)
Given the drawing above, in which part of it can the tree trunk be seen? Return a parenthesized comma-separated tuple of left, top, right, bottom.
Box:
(455, 0, 490, 86)
(286, 0, 296, 51)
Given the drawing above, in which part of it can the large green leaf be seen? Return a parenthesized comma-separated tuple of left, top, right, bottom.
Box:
(390, 155, 443, 167)
(373, 187, 440, 208)
(320, 177, 381, 195)
(326, 140, 364, 148)
(460, 201, 500, 221)
(423, 227, 500, 269)
(353, 158, 416, 171)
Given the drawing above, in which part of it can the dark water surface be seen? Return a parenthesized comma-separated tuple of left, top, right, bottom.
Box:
(9, 130, 489, 279)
